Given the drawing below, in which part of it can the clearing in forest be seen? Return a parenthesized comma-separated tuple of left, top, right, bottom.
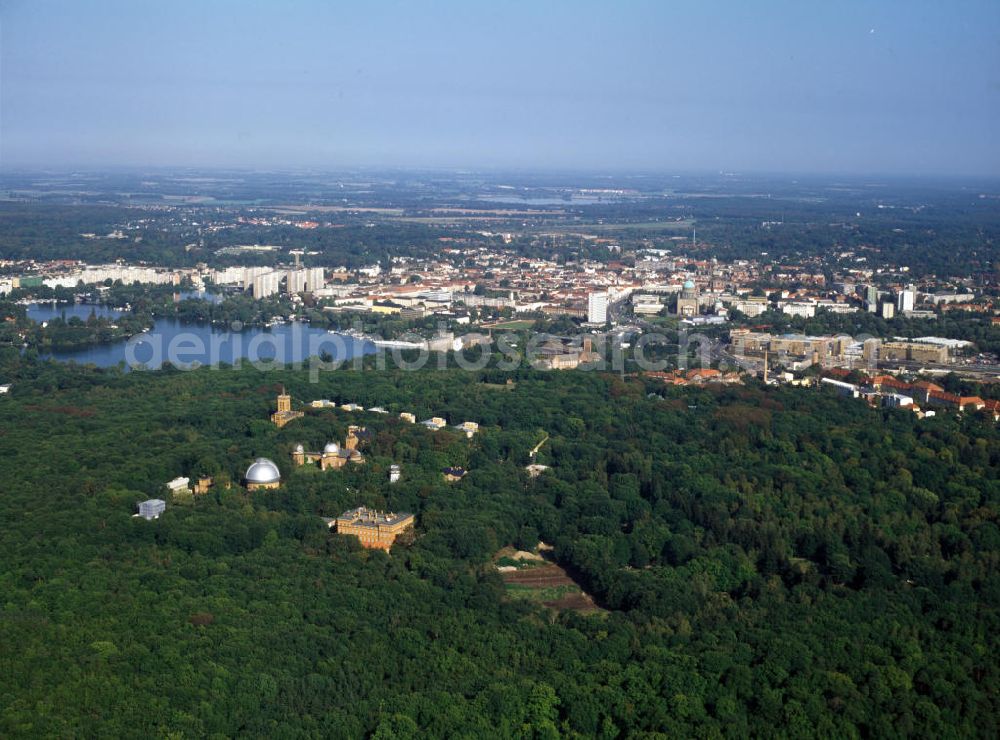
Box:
(495, 548, 604, 613)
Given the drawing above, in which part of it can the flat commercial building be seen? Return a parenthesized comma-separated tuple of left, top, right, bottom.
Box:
(632, 294, 664, 316)
(780, 301, 817, 318)
(730, 330, 850, 360)
(878, 341, 949, 364)
(732, 298, 769, 317)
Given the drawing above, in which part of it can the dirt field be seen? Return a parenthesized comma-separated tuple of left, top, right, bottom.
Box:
(501, 563, 603, 613)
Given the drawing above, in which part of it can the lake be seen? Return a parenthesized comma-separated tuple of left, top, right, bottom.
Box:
(27, 302, 123, 322)
(37, 317, 376, 370)
(26, 290, 222, 323)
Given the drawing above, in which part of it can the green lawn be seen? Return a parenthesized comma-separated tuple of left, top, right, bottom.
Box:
(504, 583, 581, 602)
(482, 320, 535, 330)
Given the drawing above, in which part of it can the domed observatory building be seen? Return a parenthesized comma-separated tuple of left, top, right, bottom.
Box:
(291, 429, 366, 471)
(244, 458, 281, 491)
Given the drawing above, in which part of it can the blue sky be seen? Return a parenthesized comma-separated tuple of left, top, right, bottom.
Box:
(2, 0, 998, 174)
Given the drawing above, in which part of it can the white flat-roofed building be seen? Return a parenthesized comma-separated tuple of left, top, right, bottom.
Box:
(733, 299, 769, 318)
(815, 301, 859, 314)
(165, 477, 190, 493)
(926, 292, 975, 304)
(780, 301, 817, 318)
(633, 301, 664, 316)
(820, 377, 859, 398)
(456, 421, 479, 438)
(421, 289, 453, 303)
(904, 337, 974, 350)
(882, 394, 914, 408)
(138, 499, 166, 520)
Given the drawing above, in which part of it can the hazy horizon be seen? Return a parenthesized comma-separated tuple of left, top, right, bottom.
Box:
(2, 0, 998, 177)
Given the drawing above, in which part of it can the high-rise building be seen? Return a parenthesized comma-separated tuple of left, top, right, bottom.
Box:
(305, 267, 325, 292)
(252, 271, 281, 298)
(587, 292, 608, 324)
(897, 284, 916, 313)
(242, 266, 271, 291)
(865, 284, 878, 313)
(285, 269, 307, 294)
(283, 267, 324, 294)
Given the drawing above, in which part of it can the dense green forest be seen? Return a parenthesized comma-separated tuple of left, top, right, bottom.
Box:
(0, 352, 997, 737)
(0, 203, 467, 269)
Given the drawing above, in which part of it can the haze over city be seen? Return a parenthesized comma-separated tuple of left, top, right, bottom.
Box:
(2, 0, 998, 175)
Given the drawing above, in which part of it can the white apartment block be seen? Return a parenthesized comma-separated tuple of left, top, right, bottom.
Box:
(587, 292, 608, 324)
(43, 265, 180, 288)
(252, 271, 282, 298)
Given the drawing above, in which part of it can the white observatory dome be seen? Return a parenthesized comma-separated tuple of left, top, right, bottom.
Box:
(245, 458, 281, 484)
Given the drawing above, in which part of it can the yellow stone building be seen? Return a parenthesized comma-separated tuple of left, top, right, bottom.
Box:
(335, 506, 414, 551)
(271, 390, 304, 428)
(193, 476, 214, 495)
